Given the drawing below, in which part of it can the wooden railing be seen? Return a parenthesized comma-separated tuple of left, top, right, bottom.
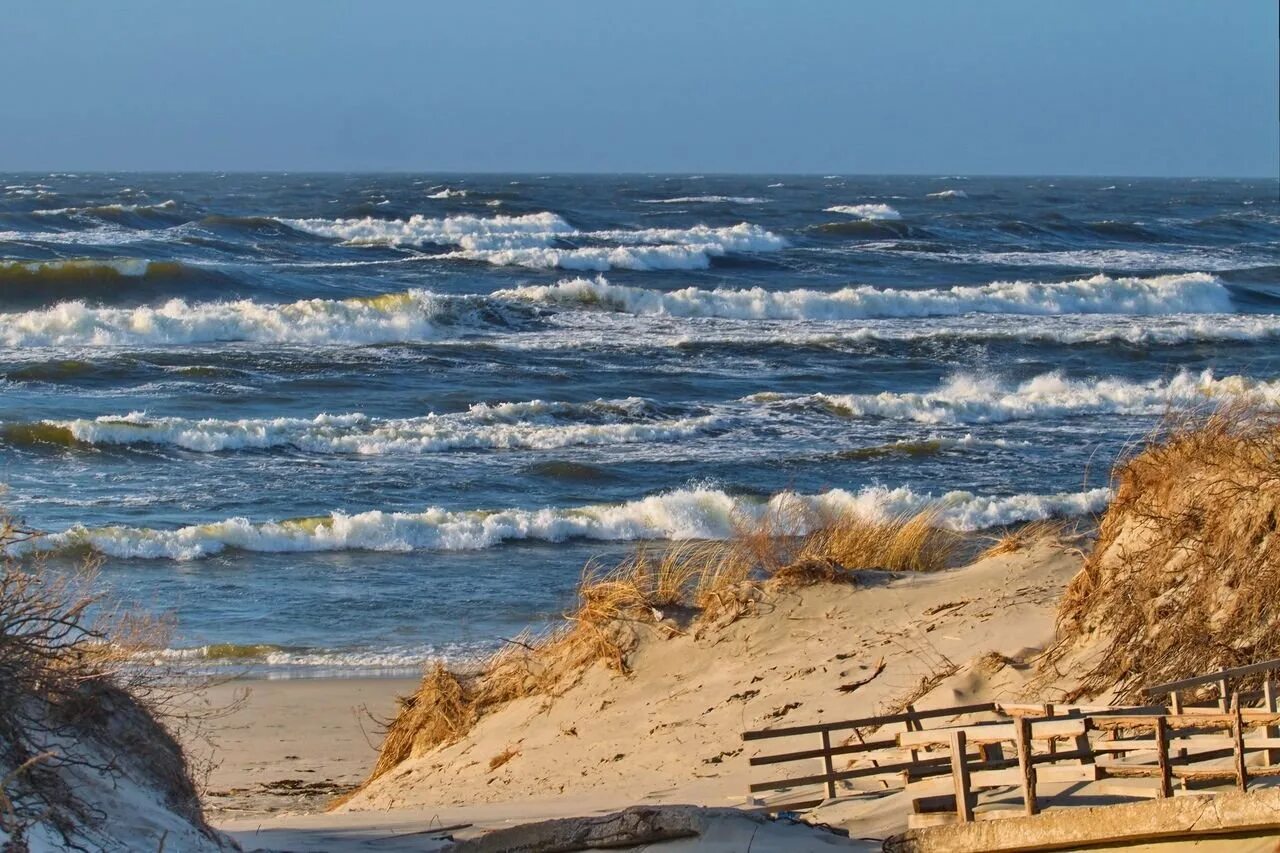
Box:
(1142, 657, 1280, 714)
(741, 658, 1280, 826)
(742, 701, 1002, 811)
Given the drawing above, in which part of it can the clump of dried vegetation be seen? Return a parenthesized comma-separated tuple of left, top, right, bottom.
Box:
(0, 513, 220, 848)
(1042, 403, 1280, 701)
(979, 518, 1073, 561)
(365, 503, 960, 786)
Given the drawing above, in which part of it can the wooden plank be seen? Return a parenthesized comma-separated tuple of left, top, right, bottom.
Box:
(748, 736, 897, 766)
(950, 730, 973, 823)
(741, 701, 997, 741)
(1015, 716, 1037, 817)
(1090, 711, 1280, 731)
(1142, 658, 1280, 696)
(819, 730, 836, 800)
(970, 764, 1097, 787)
(750, 753, 950, 793)
(1154, 716, 1172, 799)
(898, 718, 1085, 749)
(751, 740, 1084, 794)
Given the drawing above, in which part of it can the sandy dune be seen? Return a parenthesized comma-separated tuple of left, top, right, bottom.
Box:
(201, 538, 1084, 848)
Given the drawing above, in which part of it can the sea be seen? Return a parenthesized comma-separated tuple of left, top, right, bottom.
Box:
(1, 173, 1277, 677)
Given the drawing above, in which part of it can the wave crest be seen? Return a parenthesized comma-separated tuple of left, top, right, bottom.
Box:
(28, 484, 1113, 560)
(825, 204, 902, 220)
(752, 369, 1280, 425)
(17, 401, 718, 454)
(282, 212, 786, 271)
(0, 288, 472, 347)
(495, 273, 1233, 320)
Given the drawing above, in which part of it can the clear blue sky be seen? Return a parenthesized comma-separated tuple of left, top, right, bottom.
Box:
(4, 0, 1277, 176)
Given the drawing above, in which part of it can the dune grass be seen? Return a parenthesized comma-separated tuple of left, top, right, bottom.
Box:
(1045, 403, 1280, 701)
(363, 502, 960, 785)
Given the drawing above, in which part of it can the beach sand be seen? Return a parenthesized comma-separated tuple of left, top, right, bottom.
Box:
(185, 677, 416, 820)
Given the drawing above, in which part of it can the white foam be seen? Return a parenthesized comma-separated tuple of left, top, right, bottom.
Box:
(426, 187, 468, 199)
(897, 247, 1263, 273)
(638, 196, 767, 204)
(32, 200, 178, 216)
(141, 643, 473, 670)
(0, 289, 456, 347)
(495, 273, 1233, 319)
(283, 212, 786, 270)
(755, 369, 1280, 425)
(927, 189, 968, 199)
(45, 403, 719, 453)
(30, 484, 1112, 561)
(282, 211, 573, 250)
(825, 204, 903, 220)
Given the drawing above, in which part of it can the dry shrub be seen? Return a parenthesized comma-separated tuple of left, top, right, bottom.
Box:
(979, 519, 1072, 561)
(1043, 403, 1280, 701)
(0, 514, 218, 847)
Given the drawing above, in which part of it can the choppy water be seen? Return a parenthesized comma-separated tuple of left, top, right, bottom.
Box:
(2, 173, 1277, 676)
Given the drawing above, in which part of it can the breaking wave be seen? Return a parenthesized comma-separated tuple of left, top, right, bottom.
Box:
(751, 369, 1280, 425)
(282, 212, 786, 270)
(825, 204, 902, 220)
(13, 402, 720, 454)
(495, 272, 1234, 319)
(639, 196, 767, 204)
(32, 200, 179, 218)
(927, 189, 968, 199)
(28, 484, 1113, 560)
(0, 258, 194, 284)
(0, 289, 483, 347)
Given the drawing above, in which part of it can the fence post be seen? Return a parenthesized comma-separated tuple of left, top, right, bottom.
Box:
(1264, 678, 1278, 767)
(950, 730, 973, 822)
(1169, 690, 1182, 714)
(1232, 693, 1249, 792)
(905, 704, 921, 765)
(1015, 717, 1038, 816)
(819, 729, 837, 800)
(1218, 671, 1229, 712)
(1154, 716, 1173, 799)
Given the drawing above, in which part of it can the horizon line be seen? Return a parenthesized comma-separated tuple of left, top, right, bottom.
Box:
(3, 169, 1278, 181)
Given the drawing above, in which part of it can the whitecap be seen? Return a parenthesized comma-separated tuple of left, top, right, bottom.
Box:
(28, 484, 1113, 560)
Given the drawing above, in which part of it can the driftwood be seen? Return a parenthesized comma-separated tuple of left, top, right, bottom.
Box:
(449, 805, 707, 852)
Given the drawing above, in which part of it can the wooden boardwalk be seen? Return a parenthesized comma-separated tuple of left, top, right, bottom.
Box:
(741, 659, 1280, 827)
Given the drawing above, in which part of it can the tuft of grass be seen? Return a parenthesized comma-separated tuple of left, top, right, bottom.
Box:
(369, 664, 471, 782)
(978, 519, 1071, 561)
(802, 507, 958, 574)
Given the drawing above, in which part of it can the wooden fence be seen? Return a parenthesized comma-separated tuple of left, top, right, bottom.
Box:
(742, 659, 1280, 825)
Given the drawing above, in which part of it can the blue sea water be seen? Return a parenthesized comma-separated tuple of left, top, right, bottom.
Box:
(0, 173, 1277, 675)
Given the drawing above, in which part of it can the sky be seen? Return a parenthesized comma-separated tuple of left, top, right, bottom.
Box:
(3, 0, 1277, 176)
